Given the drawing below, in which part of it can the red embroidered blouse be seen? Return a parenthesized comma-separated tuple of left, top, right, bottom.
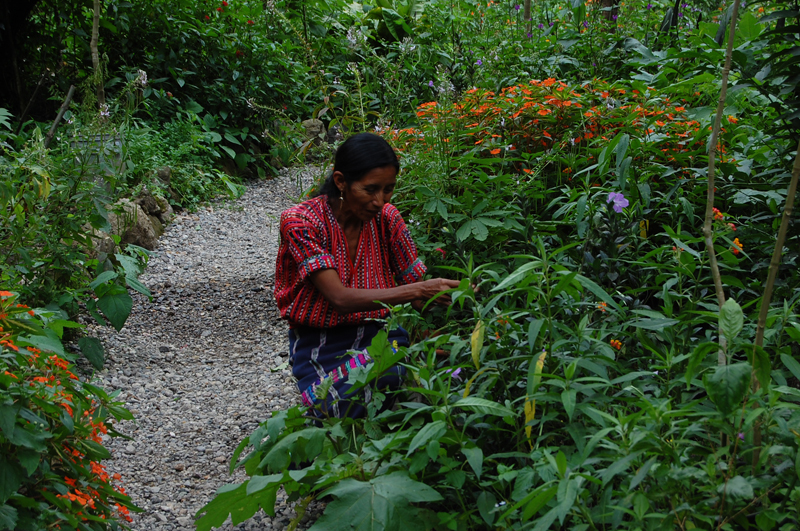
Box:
(275, 195, 427, 328)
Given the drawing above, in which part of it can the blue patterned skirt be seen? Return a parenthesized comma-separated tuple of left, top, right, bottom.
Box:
(288, 322, 408, 418)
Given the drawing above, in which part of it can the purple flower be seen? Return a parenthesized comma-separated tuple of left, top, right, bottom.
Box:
(514, 4, 521, 10)
(583, 20, 588, 27)
(527, 31, 532, 38)
(549, 21, 554, 26)
(612, 13, 618, 20)
(445, 368, 462, 381)
(475, 59, 483, 66)
(738, 432, 745, 440)
(646, 3, 652, 8)
(678, 12, 683, 17)
(682, 2, 688, 7)
(428, 80, 434, 87)
(607, 192, 629, 213)
(537, 23, 544, 29)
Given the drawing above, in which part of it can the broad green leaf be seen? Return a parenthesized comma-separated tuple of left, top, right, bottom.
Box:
(0, 405, 16, 438)
(477, 491, 497, 525)
(16, 334, 66, 357)
(519, 485, 558, 521)
(461, 447, 483, 479)
(717, 475, 754, 500)
(686, 342, 720, 385)
(78, 337, 105, 370)
(720, 298, 744, 342)
(195, 482, 276, 531)
(629, 317, 679, 330)
(780, 353, 800, 381)
(311, 472, 443, 531)
(455, 397, 514, 417)
(0, 503, 18, 530)
(750, 344, 771, 390)
(0, 457, 22, 504)
(125, 275, 152, 297)
(89, 270, 117, 290)
(527, 319, 544, 353)
(406, 420, 446, 456)
(601, 451, 643, 486)
(471, 320, 485, 369)
(530, 506, 560, 531)
(555, 478, 578, 524)
(492, 260, 542, 292)
(561, 389, 577, 421)
(97, 292, 133, 331)
(704, 362, 751, 416)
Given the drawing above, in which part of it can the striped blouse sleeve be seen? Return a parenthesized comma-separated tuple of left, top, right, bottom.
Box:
(280, 211, 337, 280)
(385, 205, 427, 285)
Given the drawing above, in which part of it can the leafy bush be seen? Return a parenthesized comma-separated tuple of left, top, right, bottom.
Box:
(0, 291, 138, 530)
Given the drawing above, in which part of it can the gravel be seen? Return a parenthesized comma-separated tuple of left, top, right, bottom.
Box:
(87, 166, 327, 530)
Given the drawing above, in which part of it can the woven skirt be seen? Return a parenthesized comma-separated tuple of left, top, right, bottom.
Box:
(288, 322, 408, 418)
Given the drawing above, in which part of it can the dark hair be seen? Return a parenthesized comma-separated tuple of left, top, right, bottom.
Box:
(314, 132, 400, 199)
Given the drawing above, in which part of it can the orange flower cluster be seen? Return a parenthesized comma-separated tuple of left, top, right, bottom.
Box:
(389, 78, 717, 176)
(610, 339, 622, 350)
(597, 302, 608, 312)
(731, 238, 744, 255)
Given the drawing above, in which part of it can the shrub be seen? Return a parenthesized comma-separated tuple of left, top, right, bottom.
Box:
(0, 291, 139, 530)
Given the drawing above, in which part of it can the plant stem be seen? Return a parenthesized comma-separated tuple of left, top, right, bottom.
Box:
(751, 138, 800, 470)
(702, 0, 740, 365)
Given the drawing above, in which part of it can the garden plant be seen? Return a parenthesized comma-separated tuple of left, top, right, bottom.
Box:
(1, 0, 799, 529)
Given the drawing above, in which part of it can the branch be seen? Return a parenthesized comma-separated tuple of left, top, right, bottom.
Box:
(702, 0, 741, 365)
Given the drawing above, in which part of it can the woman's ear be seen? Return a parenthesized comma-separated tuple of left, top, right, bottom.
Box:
(332, 171, 346, 194)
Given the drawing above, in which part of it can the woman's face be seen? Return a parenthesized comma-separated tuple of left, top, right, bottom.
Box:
(335, 166, 397, 222)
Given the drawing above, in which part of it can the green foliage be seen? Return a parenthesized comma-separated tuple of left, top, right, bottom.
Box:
(0, 292, 139, 530)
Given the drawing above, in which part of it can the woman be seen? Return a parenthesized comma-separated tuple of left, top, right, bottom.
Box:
(274, 133, 459, 418)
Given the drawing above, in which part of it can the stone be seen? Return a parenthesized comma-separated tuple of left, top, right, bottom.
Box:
(109, 199, 158, 250)
(157, 166, 172, 187)
(301, 119, 326, 145)
(150, 215, 165, 237)
(154, 195, 175, 224)
(135, 187, 160, 216)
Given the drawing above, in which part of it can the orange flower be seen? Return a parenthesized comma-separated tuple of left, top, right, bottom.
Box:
(490, 148, 501, 155)
(610, 339, 622, 350)
(728, 115, 738, 124)
(0, 291, 14, 297)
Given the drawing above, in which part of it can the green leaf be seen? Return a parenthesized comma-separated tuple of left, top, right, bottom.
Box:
(0, 456, 22, 504)
(89, 270, 117, 290)
(78, 337, 105, 370)
(686, 342, 720, 385)
(629, 317, 679, 330)
(717, 475, 754, 500)
(16, 449, 40, 477)
(0, 405, 16, 438)
(720, 298, 744, 342)
(125, 275, 152, 297)
(311, 472, 443, 531)
(751, 344, 771, 390)
(522, 486, 558, 521)
(780, 353, 800, 381)
(455, 397, 514, 417)
(561, 389, 577, 421)
(195, 482, 277, 531)
(471, 219, 489, 241)
(477, 491, 497, 525)
(15, 334, 66, 357)
(0, 504, 18, 531)
(97, 292, 133, 331)
(456, 221, 472, 241)
(461, 447, 483, 479)
(555, 478, 578, 524)
(406, 420, 446, 456)
(601, 451, 643, 486)
(704, 362, 751, 416)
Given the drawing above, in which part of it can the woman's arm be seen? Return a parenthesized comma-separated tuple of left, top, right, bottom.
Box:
(309, 269, 459, 314)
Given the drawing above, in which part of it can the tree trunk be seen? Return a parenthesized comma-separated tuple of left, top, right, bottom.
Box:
(524, 0, 532, 34)
(90, 0, 105, 107)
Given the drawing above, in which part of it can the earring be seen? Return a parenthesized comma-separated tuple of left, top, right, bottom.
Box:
(339, 189, 344, 202)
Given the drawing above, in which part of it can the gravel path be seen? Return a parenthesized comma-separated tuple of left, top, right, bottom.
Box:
(88, 167, 325, 530)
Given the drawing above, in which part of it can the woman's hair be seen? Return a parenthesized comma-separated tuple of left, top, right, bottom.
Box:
(314, 132, 400, 199)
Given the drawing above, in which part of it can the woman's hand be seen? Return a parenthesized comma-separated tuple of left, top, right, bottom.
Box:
(415, 278, 461, 306)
